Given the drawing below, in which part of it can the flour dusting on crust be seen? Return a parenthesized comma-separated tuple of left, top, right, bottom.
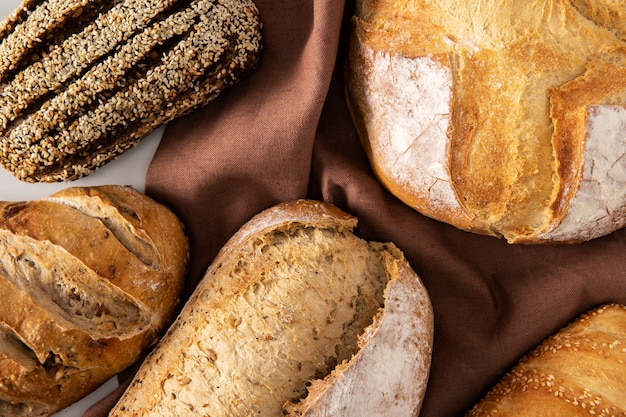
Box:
(358, 43, 465, 218)
(539, 105, 626, 241)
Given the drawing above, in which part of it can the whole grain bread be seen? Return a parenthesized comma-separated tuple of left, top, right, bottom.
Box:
(346, 0, 626, 243)
(0, 0, 262, 182)
(0, 185, 188, 416)
(110, 199, 433, 416)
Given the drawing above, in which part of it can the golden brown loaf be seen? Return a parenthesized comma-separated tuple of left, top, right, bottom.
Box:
(0, 185, 188, 416)
(110, 199, 434, 417)
(467, 304, 626, 416)
(0, 0, 262, 182)
(346, 0, 626, 243)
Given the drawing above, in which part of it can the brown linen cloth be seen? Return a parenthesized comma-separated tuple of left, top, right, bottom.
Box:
(86, 1, 626, 416)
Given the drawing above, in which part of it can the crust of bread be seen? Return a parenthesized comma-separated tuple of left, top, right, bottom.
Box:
(468, 304, 626, 415)
(346, 20, 476, 232)
(0, 185, 188, 416)
(283, 247, 433, 416)
(346, 0, 626, 243)
(109, 199, 434, 417)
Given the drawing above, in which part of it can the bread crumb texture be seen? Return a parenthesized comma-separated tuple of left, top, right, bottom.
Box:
(110, 200, 433, 417)
(0, 185, 188, 416)
(468, 304, 626, 416)
(0, 0, 262, 182)
(347, 0, 626, 243)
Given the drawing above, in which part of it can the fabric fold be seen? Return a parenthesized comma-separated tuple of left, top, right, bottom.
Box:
(85, 1, 626, 416)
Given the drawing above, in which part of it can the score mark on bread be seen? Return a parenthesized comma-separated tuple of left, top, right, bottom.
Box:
(110, 200, 434, 417)
(346, 0, 626, 243)
(0, 185, 189, 416)
(0, 0, 262, 182)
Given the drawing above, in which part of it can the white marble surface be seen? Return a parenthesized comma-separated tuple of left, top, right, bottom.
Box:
(0, 1, 164, 415)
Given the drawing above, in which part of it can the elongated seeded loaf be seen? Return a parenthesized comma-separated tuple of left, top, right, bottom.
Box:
(346, 0, 626, 243)
(0, 185, 188, 416)
(0, 0, 262, 182)
(110, 199, 434, 417)
(467, 304, 626, 415)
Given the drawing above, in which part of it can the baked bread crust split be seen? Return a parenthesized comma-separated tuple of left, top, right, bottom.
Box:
(346, 0, 626, 243)
(110, 199, 434, 417)
(0, 185, 188, 416)
(468, 304, 626, 416)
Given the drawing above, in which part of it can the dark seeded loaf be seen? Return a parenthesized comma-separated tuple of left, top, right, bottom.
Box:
(0, 0, 262, 182)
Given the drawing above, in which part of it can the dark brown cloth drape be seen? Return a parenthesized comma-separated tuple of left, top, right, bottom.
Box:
(85, 1, 626, 416)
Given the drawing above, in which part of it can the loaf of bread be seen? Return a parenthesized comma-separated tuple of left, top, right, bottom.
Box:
(467, 304, 626, 415)
(109, 199, 433, 416)
(346, 0, 626, 243)
(0, 185, 188, 416)
(0, 0, 262, 182)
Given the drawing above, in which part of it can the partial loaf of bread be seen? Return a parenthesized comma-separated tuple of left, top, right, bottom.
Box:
(110, 199, 434, 417)
(346, 0, 626, 243)
(0, 0, 262, 182)
(467, 303, 626, 415)
(0, 185, 188, 416)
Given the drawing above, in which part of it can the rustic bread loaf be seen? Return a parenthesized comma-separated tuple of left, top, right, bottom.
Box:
(0, 0, 262, 182)
(0, 185, 188, 416)
(467, 304, 626, 415)
(109, 199, 433, 417)
(346, 0, 626, 243)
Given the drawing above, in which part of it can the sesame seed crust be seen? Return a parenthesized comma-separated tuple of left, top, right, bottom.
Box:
(0, 0, 262, 182)
(468, 304, 626, 416)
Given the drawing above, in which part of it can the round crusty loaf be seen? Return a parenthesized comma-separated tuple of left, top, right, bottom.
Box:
(109, 199, 434, 417)
(0, 185, 188, 416)
(0, 0, 262, 182)
(467, 304, 626, 415)
(346, 0, 626, 243)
